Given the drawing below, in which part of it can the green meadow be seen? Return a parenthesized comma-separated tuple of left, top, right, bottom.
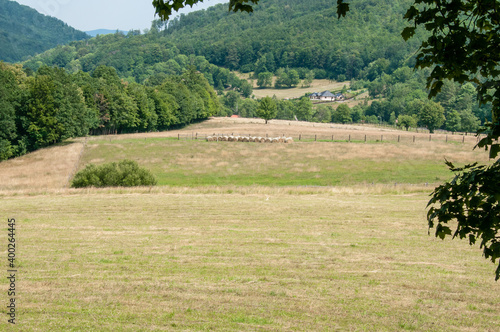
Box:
(80, 137, 485, 187)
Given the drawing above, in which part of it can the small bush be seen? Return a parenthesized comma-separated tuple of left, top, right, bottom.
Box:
(71, 159, 157, 188)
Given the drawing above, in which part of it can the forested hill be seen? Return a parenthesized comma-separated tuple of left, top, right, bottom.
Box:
(23, 0, 424, 82)
(161, 0, 422, 79)
(0, 0, 89, 62)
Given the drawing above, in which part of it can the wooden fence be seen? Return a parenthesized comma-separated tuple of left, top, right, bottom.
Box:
(172, 132, 482, 144)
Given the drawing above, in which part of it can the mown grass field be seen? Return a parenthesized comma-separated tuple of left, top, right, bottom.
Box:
(79, 136, 486, 188)
(0, 119, 498, 331)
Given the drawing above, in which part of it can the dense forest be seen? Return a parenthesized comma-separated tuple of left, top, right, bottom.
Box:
(0, 0, 89, 63)
(23, 32, 253, 97)
(23, 0, 423, 82)
(0, 62, 220, 160)
(161, 0, 423, 80)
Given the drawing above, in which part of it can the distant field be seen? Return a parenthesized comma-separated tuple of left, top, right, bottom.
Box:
(78, 136, 484, 188)
(234, 72, 349, 100)
(1, 118, 498, 331)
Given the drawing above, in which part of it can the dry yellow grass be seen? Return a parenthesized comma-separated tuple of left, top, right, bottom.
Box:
(237, 74, 348, 100)
(0, 139, 85, 192)
(99, 117, 482, 145)
(1, 190, 498, 330)
(0, 119, 487, 194)
(0, 119, 498, 331)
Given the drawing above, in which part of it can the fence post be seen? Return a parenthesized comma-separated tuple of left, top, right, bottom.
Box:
(299, 134, 301, 141)
(364, 135, 367, 142)
(178, 134, 180, 140)
(398, 135, 400, 143)
(413, 136, 415, 143)
(381, 135, 383, 142)
(446, 135, 447, 142)
(332, 135, 334, 141)
(315, 135, 317, 141)
(429, 135, 431, 142)
(349, 134, 351, 142)
(463, 135, 465, 143)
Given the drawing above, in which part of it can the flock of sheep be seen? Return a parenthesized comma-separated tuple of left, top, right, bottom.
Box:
(206, 135, 294, 143)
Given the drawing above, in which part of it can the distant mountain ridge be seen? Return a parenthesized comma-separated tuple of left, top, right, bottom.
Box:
(0, 0, 89, 62)
(86, 29, 128, 37)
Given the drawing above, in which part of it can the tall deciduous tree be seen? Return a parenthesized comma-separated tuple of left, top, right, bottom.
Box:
(256, 96, 277, 124)
(332, 104, 352, 124)
(257, 72, 273, 88)
(418, 100, 445, 133)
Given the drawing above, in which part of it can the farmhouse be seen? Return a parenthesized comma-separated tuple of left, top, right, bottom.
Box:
(309, 91, 344, 101)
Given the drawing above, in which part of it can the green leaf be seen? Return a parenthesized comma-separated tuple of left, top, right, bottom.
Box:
(401, 27, 416, 41)
(489, 144, 500, 159)
(336, 0, 350, 18)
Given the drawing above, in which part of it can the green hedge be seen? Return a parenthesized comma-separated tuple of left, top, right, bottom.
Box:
(71, 159, 157, 188)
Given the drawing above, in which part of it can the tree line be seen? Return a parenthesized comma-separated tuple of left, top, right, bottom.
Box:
(0, 62, 220, 161)
(23, 32, 253, 98)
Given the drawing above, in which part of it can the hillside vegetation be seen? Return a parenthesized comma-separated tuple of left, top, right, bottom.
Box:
(23, 0, 422, 82)
(0, 0, 89, 62)
(163, 0, 422, 79)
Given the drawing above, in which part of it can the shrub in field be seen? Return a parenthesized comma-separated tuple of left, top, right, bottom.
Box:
(71, 160, 157, 188)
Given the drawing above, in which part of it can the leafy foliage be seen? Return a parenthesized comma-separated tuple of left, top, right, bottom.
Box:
(256, 96, 277, 124)
(401, 0, 500, 158)
(398, 0, 500, 279)
(71, 159, 157, 188)
(418, 100, 445, 133)
(427, 160, 500, 280)
(23, 32, 251, 96)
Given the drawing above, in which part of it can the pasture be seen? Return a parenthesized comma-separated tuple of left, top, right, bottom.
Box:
(233, 73, 348, 100)
(0, 119, 498, 331)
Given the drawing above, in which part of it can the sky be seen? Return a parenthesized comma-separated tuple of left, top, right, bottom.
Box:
(14, 0, 228, 32)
